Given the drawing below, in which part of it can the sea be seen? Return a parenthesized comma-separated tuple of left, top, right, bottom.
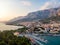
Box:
(39, 36, 60, 45)
(0, 23, 23, 31)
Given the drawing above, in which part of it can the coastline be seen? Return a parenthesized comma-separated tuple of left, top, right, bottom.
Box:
(39, 34, 60, 36)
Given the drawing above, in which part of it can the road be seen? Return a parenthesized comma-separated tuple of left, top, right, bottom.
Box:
(19, 34, 48, 45)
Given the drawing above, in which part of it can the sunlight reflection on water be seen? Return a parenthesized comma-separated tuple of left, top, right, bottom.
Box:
(0, 23, 23, 31)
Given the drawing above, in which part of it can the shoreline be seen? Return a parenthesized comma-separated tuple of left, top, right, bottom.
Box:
(38, 34, 60, 36)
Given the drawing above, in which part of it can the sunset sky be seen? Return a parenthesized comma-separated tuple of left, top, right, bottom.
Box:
(0, 0, 60, 21)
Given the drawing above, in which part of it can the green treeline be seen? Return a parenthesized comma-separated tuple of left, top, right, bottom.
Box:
(0, 31, 31, 45)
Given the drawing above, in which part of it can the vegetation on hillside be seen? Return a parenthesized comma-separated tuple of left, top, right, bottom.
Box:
(39, 15, 60, 24)
(0, 30, 31, 45)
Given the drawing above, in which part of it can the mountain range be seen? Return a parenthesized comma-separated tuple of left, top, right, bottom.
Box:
(6, 7, 60, 25)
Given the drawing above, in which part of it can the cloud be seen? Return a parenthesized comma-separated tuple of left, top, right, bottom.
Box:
(40, 0, 60, 10)
(20, 1, 31, 6)
(40, 2, 50, 10)
(50, 0, 60, 8)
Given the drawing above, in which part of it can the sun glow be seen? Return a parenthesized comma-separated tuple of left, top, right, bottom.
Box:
(0, 2, 9, 21)
(0, 1, 27, 21)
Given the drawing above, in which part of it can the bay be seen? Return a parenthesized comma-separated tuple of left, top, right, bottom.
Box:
(0, 23, 23, 31)
(39, 36, 60, 45)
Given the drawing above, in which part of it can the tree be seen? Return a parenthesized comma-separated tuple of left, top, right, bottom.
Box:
(0, 30, 31, 45)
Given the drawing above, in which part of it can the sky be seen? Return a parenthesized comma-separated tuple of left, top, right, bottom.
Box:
(0, 0, 60, 21)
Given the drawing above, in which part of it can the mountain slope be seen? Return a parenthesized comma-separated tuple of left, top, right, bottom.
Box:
(6, 7, 60, 25)
(9, 16, 24, 22)
(39, 15, 60, 24)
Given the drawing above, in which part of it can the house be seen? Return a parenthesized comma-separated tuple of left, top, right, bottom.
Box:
(14, 32, 20, 36)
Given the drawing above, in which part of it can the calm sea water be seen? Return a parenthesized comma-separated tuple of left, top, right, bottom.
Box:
(0, 23, 23, 31)
(40, 36, 60, 45)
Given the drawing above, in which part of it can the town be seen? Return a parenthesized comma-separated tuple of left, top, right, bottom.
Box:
(17, 21, 60, 35)
(13, 21, 60, 45)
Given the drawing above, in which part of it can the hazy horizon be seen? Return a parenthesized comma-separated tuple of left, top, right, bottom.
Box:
(0, 0, 60, 21)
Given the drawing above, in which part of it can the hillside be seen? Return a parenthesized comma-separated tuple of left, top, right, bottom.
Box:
(39, 15, 60, 24)
(6, 7, 60, 25)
